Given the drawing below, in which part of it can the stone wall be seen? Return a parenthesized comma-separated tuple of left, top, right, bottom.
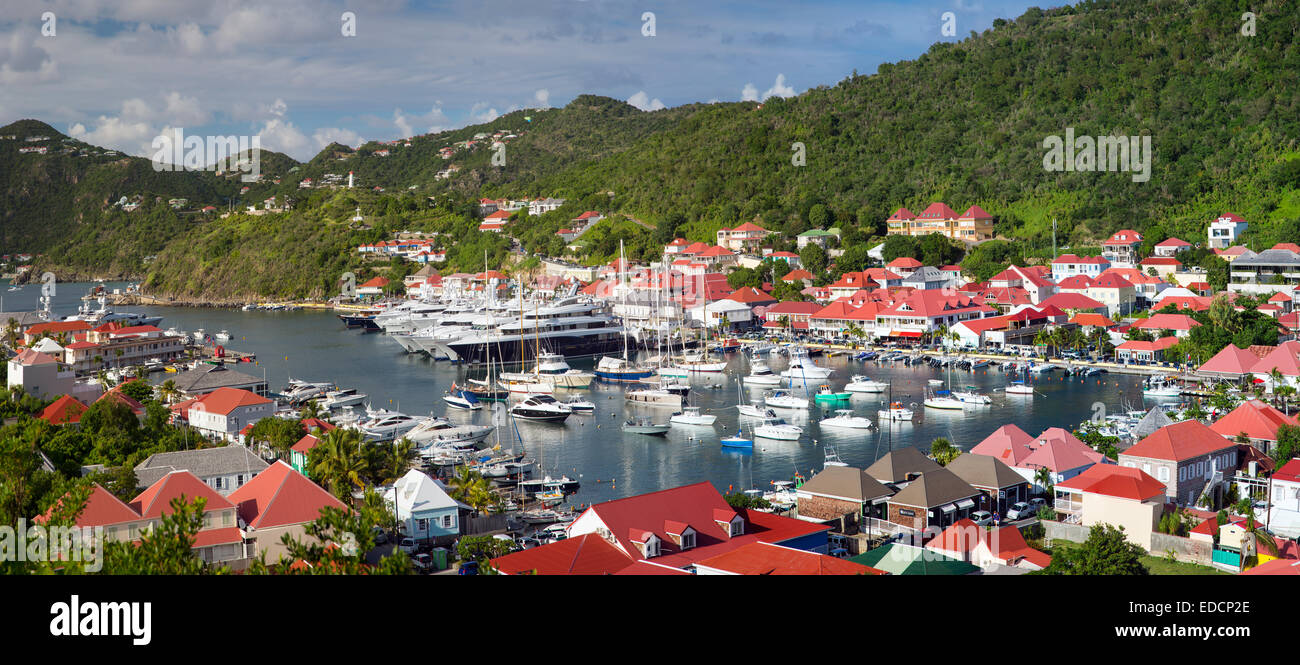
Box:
(1043, 519, 1091, 545)
(797, 495, 859, 522)
(1149, 531, 1213, 565)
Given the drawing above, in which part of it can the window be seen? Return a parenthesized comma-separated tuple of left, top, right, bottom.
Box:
(1158, 466, 1169, 482)
(237, 474, 244, 486)
(415, 518, 428, 532)
(730, 518, 743, 537)
(442, 515, 452, 528)
(680, 532, 696, 550)
(213, 477, 223, 490)
(223, 511, 232, 527)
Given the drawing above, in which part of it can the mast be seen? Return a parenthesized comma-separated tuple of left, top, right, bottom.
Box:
(619, 239, 629, 361)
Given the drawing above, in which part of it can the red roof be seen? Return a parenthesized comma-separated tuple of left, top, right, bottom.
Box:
(1274, 459, 1300, 484)
(683, 241, 712, 254)
(918, 202, 959, 219)
(763, 301, 823, 316)
(12, 348, 58, 365)
(191, 387, 272, 416)
(1199, 344, 1261, 375)
(887, 207, 915, 221)
(1272, 243, 1300, 253)
(960, 205, 992, 219)
(886, 257, 923, 270)
(193, 526, 245, 548)
(300, 417, 336, 433)
(1135, 313, 1201, 331)
(1052, 254, 1109, 265)
(96, 386, 145, 414)
(695, 541, 884, 575)
(1154, 238, 1191, 248)
(1250, 341, 1300, 376)
(290, 434, 320, 454)
(39, 395, 88, 425)
(1240, 559, 1300, 576)
(1123, 420, 1238, 462)
(25, 321, 92, 336)
(1056, 464, 1165, 501)
(1056, 274, 1095, 290)
(1115, 336, 1179, 353)
(1208, 400, 1299, 442)
(1103, 229, 1144, 246)
(927, 520, 1052, 568)
(1040, 292, 1104, 311)
(1021, 428, 1106, 473)
(492, 533, 634, 575)
(227, 460, 346, 529)
(1091, 272, 1134, 289)
(1139, 257, 1182, 267)
(729, 222, 768, 233)
(130, 470, 235, 519)
(65, 341, 98, 350)
(484, 210, 511, 220)
(41, 483, 141, 528)
(1069, 312, 1115, 328)
(725, 287, 776, 304)
(697, 245, 735, 258)
(782, 269, 814, 282)
(359, 276, 390, 288)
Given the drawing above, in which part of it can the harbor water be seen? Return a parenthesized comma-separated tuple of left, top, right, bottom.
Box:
(9, 282, 1150, 507)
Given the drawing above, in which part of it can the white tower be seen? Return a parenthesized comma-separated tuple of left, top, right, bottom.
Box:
(348, 171, 354, 189)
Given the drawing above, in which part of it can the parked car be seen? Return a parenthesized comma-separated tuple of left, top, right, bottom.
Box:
(397, 537, 417, 554)
(458, 561, 480, 575)
(1029, 497, 1049, 512)
(970, 510, 994, 526)
(1006, 502, 1036, 520)
(411, 553, 432, 574)
(371, 527, 388, 545)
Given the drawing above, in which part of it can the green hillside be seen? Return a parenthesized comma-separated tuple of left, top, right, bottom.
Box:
(9, 0, 1300, 299)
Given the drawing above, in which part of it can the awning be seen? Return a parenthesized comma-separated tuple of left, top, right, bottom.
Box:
(891, 330, 923, 338)
(955, 498, 975, 510)
(871, 496, 890, 505)
(940, 503, 957, 513)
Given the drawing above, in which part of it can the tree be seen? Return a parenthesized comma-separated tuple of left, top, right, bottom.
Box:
(457, 534, 517, 572)
(102, 497, 217, 574)
(309, 428, 367, 500)
(159, 379, 179, 404)
(248, 417, 306, 460)
(1274, 423, 1300, 464)
(799, 243, 827, 276)
(1037, 524, 1149, 575)
(929, 437, 960, 466)
(447, 465, 496, 515)
(724, 492, 772, 510)
(1033, 466, 1054, 496)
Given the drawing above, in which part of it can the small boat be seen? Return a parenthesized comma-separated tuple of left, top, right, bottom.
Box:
(214, 330, 232, 343)
(969, 359, 990, 369)
(1005, 382, 1035, 395)
(877, 402, 914, 421)
(754, 417, 803, 441)
(952, 386, 992, 405)
(670, 406, 716, 426)
(845, 375, 888, 393)
(823, 446, 849, 467)
(924, 388, 965, 410)
(1028, 363, 1057, 374)
(820, 409, 874, 429)
(625, 387, 683, 408)
(563, 397, 595, 413)
(738, 402, 777, 419)
(622, 417, 671, 436)
(521, 509, 562, 524)
(744, 360, 784, 386)
(509, 394, 572, 422)
(1143, 376, 1182, 397)
(443, 384, 483, 411)
(927, 379, 945, 386)
(780, 352, 833, 380)
(765, 390, 809, 410)
(721, 429, 754, 449)
(813, 385, 851, 405)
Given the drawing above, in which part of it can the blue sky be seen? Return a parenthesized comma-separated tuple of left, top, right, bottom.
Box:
(0, 0, 1054, 161)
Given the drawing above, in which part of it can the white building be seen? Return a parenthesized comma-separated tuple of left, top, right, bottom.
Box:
(1208, 213, 1248, 249)
(1267, 460, 1300, 539)
(185, 387, 274, 442)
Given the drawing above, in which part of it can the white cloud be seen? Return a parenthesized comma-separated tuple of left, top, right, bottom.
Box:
(741, 74, 795, 102)
(394, 106, 451, 138)
(256, 117, 311, 157)
(312, 127, 363, 149)
(469, 102, 499, 124)
(66, 115, 157, 155)
(627, 90, 664, 111)
(534, 89, 550, 108)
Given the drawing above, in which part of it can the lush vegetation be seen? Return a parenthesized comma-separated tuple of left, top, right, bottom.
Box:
(12, 0, 1300, 299)
(1036, 524, 1149, 575)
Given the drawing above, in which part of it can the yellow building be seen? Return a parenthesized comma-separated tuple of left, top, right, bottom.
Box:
(886, 202, 994, 242)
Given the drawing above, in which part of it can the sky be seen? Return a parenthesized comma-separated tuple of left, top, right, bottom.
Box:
(0, 0, 1053, 162)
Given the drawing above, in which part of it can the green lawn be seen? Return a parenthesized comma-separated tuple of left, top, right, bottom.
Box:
(1048, 541, 1228, 576)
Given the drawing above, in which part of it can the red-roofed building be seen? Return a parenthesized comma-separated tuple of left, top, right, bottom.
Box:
(356, 276, 390, 297)
(1139, 256, 1183, 280)
(972, 425, 1110, 488)
(1069, 312, 1115, 329)
(1051, 254, 1110, 282)
(1153, 237, 1192, 258)
(762, 301, 825, 331)
(1208, 400, 1298, 453)
(186, 387, 274, 442)
(724, 286, 776, 306)
(228, 460, 348, 562)
(989, 265, 1055, 304)
(695, 245, 737, 267)
(663, 237, 691, 255)
(1039, 292, 1106, 314)
(39, 394, 88, 426)
(1134, 313, 1201, 338)
(885, 256, 923, 276)
(1054, 464, 1166, 550)
(767, 250, 801, 268)
(1199, 343, 1262, 380)
(925, 519, 1052, 571)
(886, 202, 993, 241)
(1249, 341, 1300, 388)
(1114, 336, 1179, 363)
(560, 481, 830, 572)
(1102, 229, 1144, 267)
(694, 541, 885, 575)
(875, 291, 997, 338)
(96, 384, 146, 415)
(128, 470, 248, 563)
(716, 222, 771, 251)
(493, 532, 639, 575)
(22, 320, 92, 345)
(1268, 459, 1300, 539)
(1120, 421, 1240, 506)
(781, 269, 814, 287)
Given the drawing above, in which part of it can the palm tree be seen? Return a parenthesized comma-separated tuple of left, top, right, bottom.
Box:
(1269, 368, 1285, 400)
(370, 437, 417, 486)
(310, 428, 367, 501)
(2, 317, 19, 349)
(1033, 466, 1053, 497)
(447, 465, 496, 515)
(160, 379, 179, 404)
(929, 437, 960, 466)
(299, 399, 323, 420)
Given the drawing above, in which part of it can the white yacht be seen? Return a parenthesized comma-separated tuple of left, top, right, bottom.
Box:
(320, 387, 367, 410)
(671, 350, 728, 374)
(436, 297, 628, 364)
(780, 351, 833, 380)
(214, 330, 232, 343)
(744, 360, 783, 386)
(952, 386, 992, 404)
(283, 379, 333, 404)
(625, 388, 684, 408)
(1005, 381, 1035, 395)
(1143, 375, 1182, 397)
(532, 352, 595, 388)
(509, 394, 573, 422)
(877, 402, 915, 421)
(404, 417, 494, 446)
(670, 406, 717, 426)
(753, 417, 803, 441)
(923, 387, 965, 410)
(354, 409, 421, 441)
(765, 390, 810, 410)
(820, 409, 874, 429)
(845, 375, 889, 393)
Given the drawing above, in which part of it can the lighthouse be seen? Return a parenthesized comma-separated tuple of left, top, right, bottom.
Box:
(348, 171, 353, 189)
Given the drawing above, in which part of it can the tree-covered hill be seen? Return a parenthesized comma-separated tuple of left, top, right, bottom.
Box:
(8, 0, 1300, 299)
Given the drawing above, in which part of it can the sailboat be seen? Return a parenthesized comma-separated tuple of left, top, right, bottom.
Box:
(595, 240, 655, 382)
(924, 354, 965, 410)
(443, 382, 483, 410)
(500, 299, 556, 394)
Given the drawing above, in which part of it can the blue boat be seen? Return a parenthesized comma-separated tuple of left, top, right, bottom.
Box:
(721, 429, 754, 449)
